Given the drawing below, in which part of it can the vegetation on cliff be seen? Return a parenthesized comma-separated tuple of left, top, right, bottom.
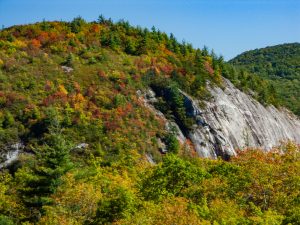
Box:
(230, 43, 300, 115)
(0, 17, 299, 224)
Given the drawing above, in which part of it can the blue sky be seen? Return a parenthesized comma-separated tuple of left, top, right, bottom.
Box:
(0, 0, 299, 60)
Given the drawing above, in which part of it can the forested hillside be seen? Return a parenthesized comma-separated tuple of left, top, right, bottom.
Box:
(0, 17, 299, 224)
(230, 43, 300, 115)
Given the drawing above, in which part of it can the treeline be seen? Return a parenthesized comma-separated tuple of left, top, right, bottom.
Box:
(0, 16, 280, 107)
(230, 43, 300, 115)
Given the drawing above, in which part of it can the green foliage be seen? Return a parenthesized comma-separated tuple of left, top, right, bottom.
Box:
(93, 187, 137, 224)
(230, 43, 300, 115)
(64, 53, 76, 67)
(17, 132, 72, 221)
(165, 133, 180, 154)
(70, 16, 86, 33)
(2, 111, 14, 128)
(151, 80, 195, 131)
(0, 17, 299, 224)
(140, 154, 206, 201)
(0, 215, 15, 225)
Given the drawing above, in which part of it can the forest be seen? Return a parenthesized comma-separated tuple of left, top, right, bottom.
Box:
(0, 16, 299, 224)
(230, 43, 300, 115)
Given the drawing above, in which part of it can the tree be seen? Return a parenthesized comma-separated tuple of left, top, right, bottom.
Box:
(93, 187, 137, 224)
(140, 154, 206, 201)
(124, 38, 137, 55)
(165, 133, 180, 154)
(2, 111, 14, 128)
(97, 14, 112, 26)
(17, 130, 73, 221)
(97, 14, 106, 24)
(70, 16, 86, 33)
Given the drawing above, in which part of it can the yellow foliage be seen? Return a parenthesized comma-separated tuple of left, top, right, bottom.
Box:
(40, 172, 102, 224)
(205, 56, 213, 64)
(114, 197, 207, 225)
(58, 84, 68, 95)
(13, 39, 27, 48)
(0, 173, 22, 218)
(208, 199, 245, 224)
(66, 33, 76, 39)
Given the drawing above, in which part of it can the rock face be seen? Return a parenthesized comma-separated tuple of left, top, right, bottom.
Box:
(0, 142, 24, 169)
(141, 78, 300, 159)
(186, 79, 300, 158)
(137, 89, 186, 145)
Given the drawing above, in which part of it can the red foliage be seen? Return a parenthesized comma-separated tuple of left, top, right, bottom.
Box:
(3, 92, 26, 106)
(159, 64, 173, 75)
(42, 90, 68, 106)
(133, 74, 140, 81)
(232, 148, 283, 164)
(134, 58, 148, 70)
(115, 103, 133, 118)
(104, 119, 120, 131)
(151, 58, 157, 67)
(25, 28, 36, 39)
(91, 108, 101, 119)
(48, 32, 60, 43)
(178, 68, 187, 76)
(204, 61, 214, 75)
(37, 32, 49, 45)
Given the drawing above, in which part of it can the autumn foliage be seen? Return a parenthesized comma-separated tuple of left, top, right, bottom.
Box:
(0, 17, 298, 224)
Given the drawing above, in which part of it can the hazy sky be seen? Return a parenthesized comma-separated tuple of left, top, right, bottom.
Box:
(0, 0, 299, 60)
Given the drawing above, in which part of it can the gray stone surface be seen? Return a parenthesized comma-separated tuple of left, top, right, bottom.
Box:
(188, 79, 300, 158)
(140, 78, 300, 159)
(0, 142, 24, 169)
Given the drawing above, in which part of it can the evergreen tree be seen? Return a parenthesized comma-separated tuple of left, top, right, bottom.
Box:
(18, 126, 72, 221)
(70, 16, 86, 33)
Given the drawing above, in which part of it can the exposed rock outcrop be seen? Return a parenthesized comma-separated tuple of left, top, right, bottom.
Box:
(185, 79, 300, 158)
(140, 78, 300, 159)
(137, 89, 186, 145)
(0, 142, 24, 169)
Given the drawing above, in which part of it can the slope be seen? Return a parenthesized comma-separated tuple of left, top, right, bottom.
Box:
(0, 17, 299, 224)
(229, 43, 300, 115)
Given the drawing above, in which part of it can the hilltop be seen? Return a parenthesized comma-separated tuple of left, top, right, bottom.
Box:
(230, 43, 300, 115)
(0, 17, 299, 224)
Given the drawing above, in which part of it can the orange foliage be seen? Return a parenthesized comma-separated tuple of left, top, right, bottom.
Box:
(29, 39, 41, 49)
(90, 24, 101, 33)
(70, 93, 86, 110)
(37, 31, 49, 45)
(186, 139, 197, 156)
(73, 82, 81, 93)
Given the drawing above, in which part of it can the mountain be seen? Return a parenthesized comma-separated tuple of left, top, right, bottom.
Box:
(229, 43, 300, 115)
(0, 17, 299, 224)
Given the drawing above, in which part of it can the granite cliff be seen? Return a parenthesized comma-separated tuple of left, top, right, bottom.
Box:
(144, 78, 300, 159)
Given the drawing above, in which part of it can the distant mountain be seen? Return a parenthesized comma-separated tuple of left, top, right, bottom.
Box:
(230, 43, 300, 115)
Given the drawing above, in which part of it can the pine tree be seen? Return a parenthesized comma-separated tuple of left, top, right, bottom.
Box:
(18, 123, 72, 221)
